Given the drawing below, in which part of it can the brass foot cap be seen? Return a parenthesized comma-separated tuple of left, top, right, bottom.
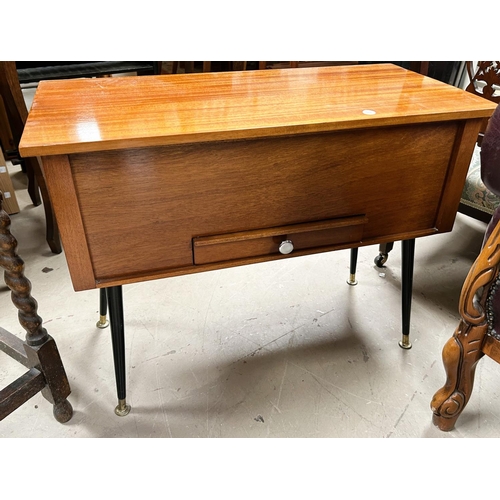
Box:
(114, 401, 131, 417)
(346, 274, 358, 286)
(399, 337, 412, 349)
(96, 316, 109, 329)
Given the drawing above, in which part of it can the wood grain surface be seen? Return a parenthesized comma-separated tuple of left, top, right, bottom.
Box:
(19, 64, 496, 157)
(65, 121, 461, 288)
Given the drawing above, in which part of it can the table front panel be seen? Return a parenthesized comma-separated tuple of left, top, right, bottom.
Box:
(68, 120, 459, 285)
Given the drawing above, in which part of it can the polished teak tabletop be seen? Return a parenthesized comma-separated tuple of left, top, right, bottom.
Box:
(20, 64, 495, 155)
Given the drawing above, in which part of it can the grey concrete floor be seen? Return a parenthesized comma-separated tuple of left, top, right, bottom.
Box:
(1, 160, 500, 439)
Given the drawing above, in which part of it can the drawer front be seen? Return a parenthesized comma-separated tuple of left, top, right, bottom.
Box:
(193, 215, 368, 265)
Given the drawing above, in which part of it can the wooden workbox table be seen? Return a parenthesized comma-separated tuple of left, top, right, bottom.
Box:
(19, 64, 496, 415)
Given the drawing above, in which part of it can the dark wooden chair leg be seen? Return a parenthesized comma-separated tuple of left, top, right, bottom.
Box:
(106, 285, 130, 416)
(24, 158, 42, 206)
(32, 157, 61, 254)
(400, 239, 415, 349)
(347, 247, 359, 285)
(24, 335, 73, 422)
(0, 194, 72, 422)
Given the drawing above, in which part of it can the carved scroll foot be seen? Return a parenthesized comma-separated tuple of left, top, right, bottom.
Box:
(431, 390, 466, 432)
(431, 322, 485, 431)
(53, 399, 73, 423)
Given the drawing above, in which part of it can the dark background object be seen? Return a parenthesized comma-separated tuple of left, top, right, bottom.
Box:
(15, 61, 161, 84)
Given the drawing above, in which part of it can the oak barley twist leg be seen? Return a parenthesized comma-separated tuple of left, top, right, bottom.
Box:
(0, 196, 72, 422)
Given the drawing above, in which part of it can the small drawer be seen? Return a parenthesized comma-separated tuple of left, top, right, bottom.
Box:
(193, 215, 368, 265)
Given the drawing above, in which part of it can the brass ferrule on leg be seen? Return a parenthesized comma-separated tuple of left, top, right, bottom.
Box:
(399, 334, 412, 349)
(115, 399, 131, 416)
(96, 315, 109, 329)
(346, 274, 358, 286)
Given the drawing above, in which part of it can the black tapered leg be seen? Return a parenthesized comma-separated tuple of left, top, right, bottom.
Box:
(400, 239, 415, 349)
(106, 286, 130, 416)
(96, 288, 109, 328)
(347, 248, 359, 285)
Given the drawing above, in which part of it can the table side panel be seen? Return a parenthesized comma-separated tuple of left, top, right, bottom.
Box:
(434, 118, 485, 231)
(39, 155, 96, 290)
(65, 121, 459, 287)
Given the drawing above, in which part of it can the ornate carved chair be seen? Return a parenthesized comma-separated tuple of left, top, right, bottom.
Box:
(431, 102, 500, 431)
(458, 62, 500, 223)
(0, 193, 72, 422)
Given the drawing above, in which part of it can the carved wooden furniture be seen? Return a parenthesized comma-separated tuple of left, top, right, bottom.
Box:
(0, 194, 72, 423)
(19, 64, 496, 415)
(432, 103, 500, 431)
(459, 61, 500, 223)
(431, 219, 500, 430)
(465, 62, 500, 141)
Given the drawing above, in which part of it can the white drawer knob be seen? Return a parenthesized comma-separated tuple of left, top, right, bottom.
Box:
(279, 240, 294, 255)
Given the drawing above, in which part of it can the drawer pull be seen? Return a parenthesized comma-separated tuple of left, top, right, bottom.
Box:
(279, 240, 294, 255)
(193, 214, 368, 265)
